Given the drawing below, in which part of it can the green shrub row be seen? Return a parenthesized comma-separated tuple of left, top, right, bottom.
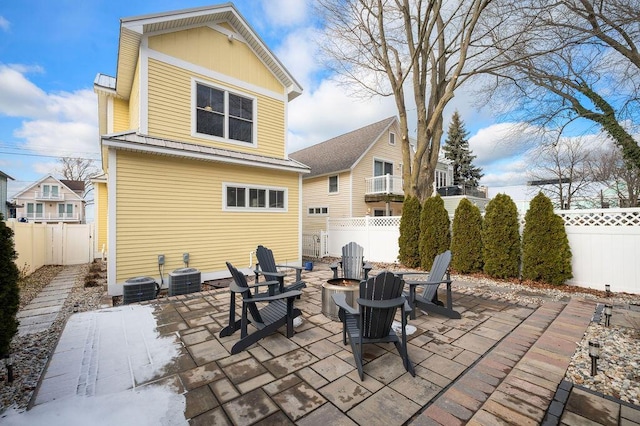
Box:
(398, 192, 573, 285)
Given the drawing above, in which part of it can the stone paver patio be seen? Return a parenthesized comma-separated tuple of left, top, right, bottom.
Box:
(31, 262, 640, 425)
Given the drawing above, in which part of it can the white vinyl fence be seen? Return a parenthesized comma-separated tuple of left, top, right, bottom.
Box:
(302, 230, 329, 258)
(5, 221, 94, 274)
(326, 208, 640, 294)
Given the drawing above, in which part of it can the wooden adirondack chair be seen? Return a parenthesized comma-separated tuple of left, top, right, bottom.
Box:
(330, 242, 372, 281)
(332, 271, 415, 380)
(219, 262, 302, 354)
(397, 250, 461, 319)
(254, 245, 306, 294)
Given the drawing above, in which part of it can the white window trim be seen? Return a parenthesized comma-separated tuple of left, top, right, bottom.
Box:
(389, 131, 396, 145)
(373, 158, 394, 176)
(328, 175, 339, 194)
(223, 182, 288, 212)
(191, 78, 258, 148)
(308, 206, 329, 216)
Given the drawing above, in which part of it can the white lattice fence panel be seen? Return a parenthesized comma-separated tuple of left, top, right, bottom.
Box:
(558, 208, 640, 227)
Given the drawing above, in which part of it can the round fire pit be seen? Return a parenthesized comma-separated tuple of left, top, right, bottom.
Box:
(321, 278, 361, 321)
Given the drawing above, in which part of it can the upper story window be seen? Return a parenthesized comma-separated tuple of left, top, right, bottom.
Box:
(329, 175, 338, 193)
(195, 82, 254, 144)
(224, 184, 286, 212)
(41, 184, 60, 199)
(389, 132, 396, 145)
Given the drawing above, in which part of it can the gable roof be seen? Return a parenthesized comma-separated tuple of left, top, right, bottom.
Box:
(289, 116, 397, 178)
(0, 170, 14, 181)
(102, 131, 310, 174)
(60, 180, 85, 193)
(11, 175, 84, 201)
(100, 3, 302, 101)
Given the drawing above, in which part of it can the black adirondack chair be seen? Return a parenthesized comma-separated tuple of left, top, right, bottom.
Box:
(397, 250, 461, 319)
(330, 242, 373, 281)
(332, 271, 415, 380)
(219, 262, 302, 354)
(254, 245, 306, 294)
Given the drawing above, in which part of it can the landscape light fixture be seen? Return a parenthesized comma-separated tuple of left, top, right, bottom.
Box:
(6, 354, 14, 383)
(605, 284, 611, 297)
(588, 341, 600, 376)
(604, 304, 613, 327)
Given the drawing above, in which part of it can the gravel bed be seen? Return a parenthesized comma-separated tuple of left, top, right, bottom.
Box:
(1, 262, 107, 412)
(1, 261, 638, 413)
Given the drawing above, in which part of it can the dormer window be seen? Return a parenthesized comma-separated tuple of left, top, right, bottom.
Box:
(195, 82, 255, 144)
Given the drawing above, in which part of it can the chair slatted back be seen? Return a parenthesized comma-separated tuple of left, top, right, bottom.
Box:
(422, 250, 451, 299)
(360, 271, 404, 339)
(226, 262, 261, 322)
(256, 245, 279, 281)
(342, 242, 366, 280)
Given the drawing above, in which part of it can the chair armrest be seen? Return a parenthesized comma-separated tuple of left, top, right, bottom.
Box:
(357, 296, 405, 309)
(403, 299, 412, 314)
(254, 269, 286, 278)
(332, 293, 358, 315)
(251, 290, 302, 303)
(247, 280, 281, 289)
(276, 264, 303, 271)
(363, 262, 372, 271)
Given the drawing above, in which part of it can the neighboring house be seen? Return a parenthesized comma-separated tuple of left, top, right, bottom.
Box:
(0, 170, 14, 220)
(93, 4, 308, 295)
(289, 116, 455, 233)
(11, 175, 86, 223)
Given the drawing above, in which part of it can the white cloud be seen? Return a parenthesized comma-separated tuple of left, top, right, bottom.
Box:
(0, 64, 48, 118)
(275, 27, 322, 90)
(469, 122, 541, 167)
(16, 120, 98, 158)
(0, 16, 9, 32)
(287, 78, 397, 152)
(260, 0, 309, 27)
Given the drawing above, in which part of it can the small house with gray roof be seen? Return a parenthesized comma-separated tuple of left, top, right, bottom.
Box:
(290, 116, 454, 233)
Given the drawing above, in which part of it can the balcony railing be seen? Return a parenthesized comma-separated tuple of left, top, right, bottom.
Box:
(24, 212, 80, 222)
(34, 191, 64, 201)
(365, 174, 404, 196)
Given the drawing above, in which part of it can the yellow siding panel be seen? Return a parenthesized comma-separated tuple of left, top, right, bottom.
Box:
(146, 59, 285, 158)
(301, 173, 351, 232)
(114, 151, 300, 283)
(113, 98, 130, 132)
(148, 26, 282, 93)
(95, 182, 108, 253)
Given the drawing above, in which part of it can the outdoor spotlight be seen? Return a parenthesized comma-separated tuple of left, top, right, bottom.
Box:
(6, 354, 14, 383)
(604, 304, 613, 327)
(605, 284, 611, 297)
(588, 340, 601, 376)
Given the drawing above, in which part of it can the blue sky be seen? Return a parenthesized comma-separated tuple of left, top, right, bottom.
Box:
(0, 0, 602, 204)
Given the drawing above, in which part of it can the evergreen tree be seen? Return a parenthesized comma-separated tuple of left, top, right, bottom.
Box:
(451, 198, 483, 273)
(398, 195, 421, 268)
(419, 195, 451, 270)
(443, 111, 483, 188)
(522, 192, 573, 285)
(0, 214, 20, 357)
(482, 194, 521, 279)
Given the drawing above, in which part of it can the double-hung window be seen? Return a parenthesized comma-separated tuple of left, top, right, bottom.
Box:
(225, 184, 286, 211)
(195, 82, 254, 144)
(58, 203, 73, 218)
(328, 175, 338, 193)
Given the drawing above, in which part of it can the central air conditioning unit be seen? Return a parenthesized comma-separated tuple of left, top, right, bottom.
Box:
(168, 268, 201, 296)
(123, 276, 158, 304)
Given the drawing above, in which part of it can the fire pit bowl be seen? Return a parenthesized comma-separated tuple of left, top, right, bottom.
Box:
(321, 278, 361, 321)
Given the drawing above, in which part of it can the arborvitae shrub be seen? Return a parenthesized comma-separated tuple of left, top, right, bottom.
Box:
(451, 198, 483, 273)
(482, 193, 521, 279)
(522, 192, 573, 285)
(419, 195, 451, 270)
(398, 195, 421, 268)
(0, 214, 20, 357)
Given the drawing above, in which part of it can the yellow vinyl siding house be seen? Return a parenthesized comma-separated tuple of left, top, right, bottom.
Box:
(93, 4, 308, 295)
(290, 117, 455, 234)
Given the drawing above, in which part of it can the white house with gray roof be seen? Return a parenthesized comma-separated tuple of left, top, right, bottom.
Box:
(289, 116, 454, 233)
